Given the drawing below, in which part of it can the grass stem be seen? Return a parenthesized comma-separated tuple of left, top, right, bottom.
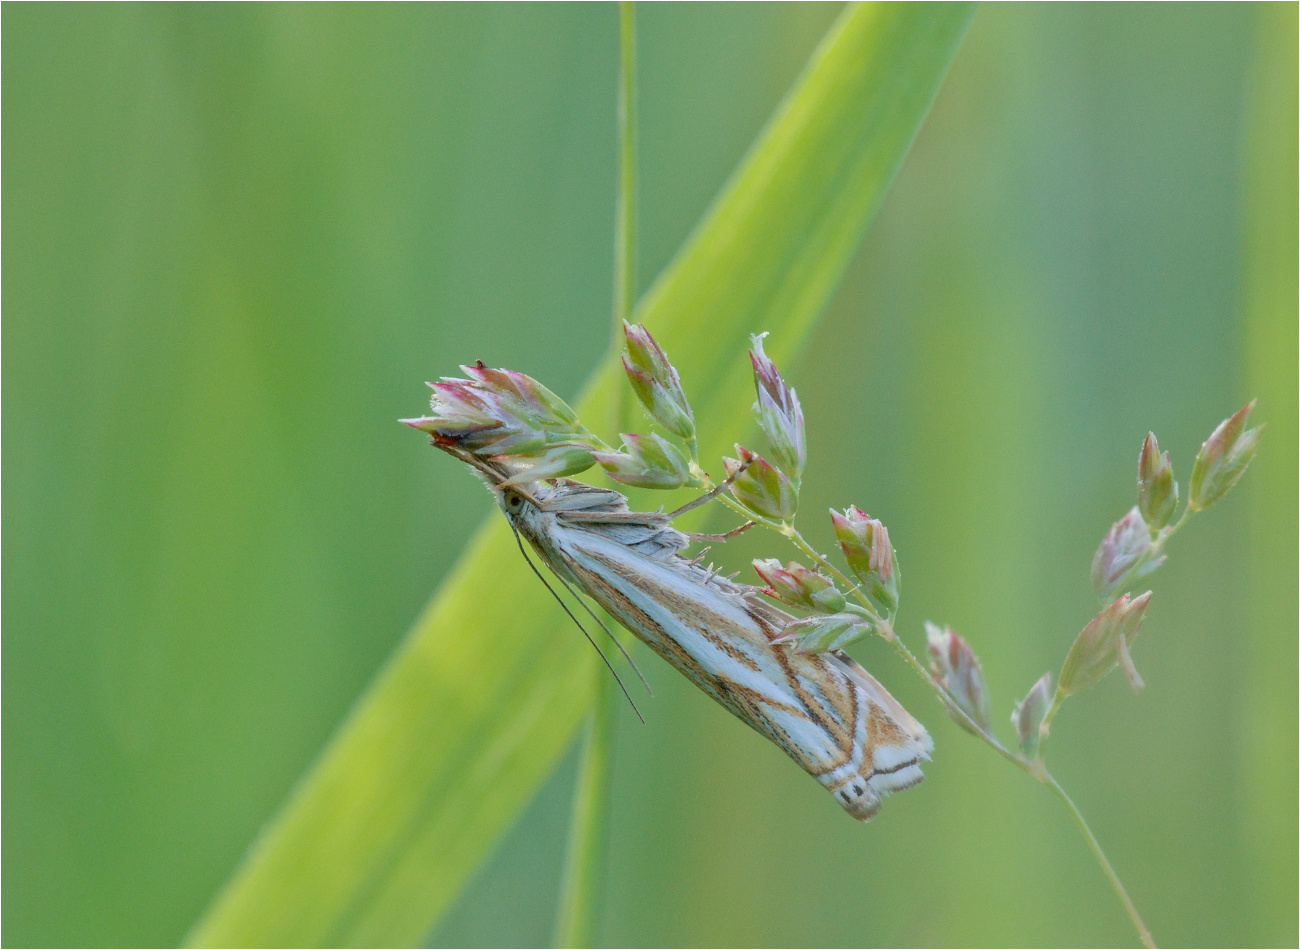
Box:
(611, 0, 637, 350)
(1041, 768, 1157, 948)
(556, 6, 637, 946)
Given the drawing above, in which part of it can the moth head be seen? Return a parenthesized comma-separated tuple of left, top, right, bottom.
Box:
(498, 486, 531, 518)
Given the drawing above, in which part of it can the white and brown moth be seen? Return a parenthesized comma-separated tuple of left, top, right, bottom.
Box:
(406, 337, 932, 820)
(442, 449, 932, 822)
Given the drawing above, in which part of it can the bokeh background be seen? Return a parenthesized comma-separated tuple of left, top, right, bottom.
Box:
(5, 3, 1296, 947)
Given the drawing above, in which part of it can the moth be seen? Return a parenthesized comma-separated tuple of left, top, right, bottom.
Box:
(432, 446, 933, 821)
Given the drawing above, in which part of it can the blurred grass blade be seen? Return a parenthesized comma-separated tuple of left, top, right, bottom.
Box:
(1240, 3, 1299, 943)
(187, 4, 974, 946)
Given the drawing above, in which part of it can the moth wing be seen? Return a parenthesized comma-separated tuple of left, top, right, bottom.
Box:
(543, 480, 629, 512)
(535, 506, 931, 822)
(828, 652, 934, 754)
(551, 510, 689, 561)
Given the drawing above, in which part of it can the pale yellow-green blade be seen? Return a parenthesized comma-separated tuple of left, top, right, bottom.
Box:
(1240, 3, 1299, 943)
(186, 4, 975, 946)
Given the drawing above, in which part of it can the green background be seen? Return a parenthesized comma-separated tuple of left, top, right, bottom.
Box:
(5, 3, 1295, 947)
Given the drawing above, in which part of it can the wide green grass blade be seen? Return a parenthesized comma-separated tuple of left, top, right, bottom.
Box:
(187, 4, 974, 946)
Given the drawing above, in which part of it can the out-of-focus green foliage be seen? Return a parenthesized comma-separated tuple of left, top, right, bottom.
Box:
(4, 4, 1296, 949)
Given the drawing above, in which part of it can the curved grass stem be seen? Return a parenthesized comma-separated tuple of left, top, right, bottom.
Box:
(1041, 767, 1157, 948)
(705, 496, 1154, 946)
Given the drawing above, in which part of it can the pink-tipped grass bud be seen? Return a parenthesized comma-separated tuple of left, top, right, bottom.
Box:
(407, 380, 546, 456)
(1091, 506, 1163, 600)
(460, 363, 581, 430)
(771, 612, 875, 655)
(1012, 673, 1053, 756)
(1137, 432, 1178, 531)
(830, 506, 900, 619)
(925, 622, 992, 734)
(404, 364, 588, 460)
(1058, 591, 1152, 697)
(725, 446, 798, 521)
(593, 433, 691, 490)
(623, 322, 695, 441)
(752, 559, 847, 614)
(1189, 401, 1262, 511)
(749, 333, 806, 482)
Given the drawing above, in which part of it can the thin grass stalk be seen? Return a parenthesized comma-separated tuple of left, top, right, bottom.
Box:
(553, 677, 616, 948)
(1041, 770, 1155, 948)
(700, 477, 1157, 945)
(612, 0, 637, 346)
(553, 5, 637, 946)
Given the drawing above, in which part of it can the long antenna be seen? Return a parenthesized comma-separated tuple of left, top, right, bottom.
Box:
(540, 550, 653, 696)
(510, 525, 644, 723)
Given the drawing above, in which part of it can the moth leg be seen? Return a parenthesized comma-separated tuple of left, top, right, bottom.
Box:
(685, 520, 756, 544)
(668, 454, 754, 519)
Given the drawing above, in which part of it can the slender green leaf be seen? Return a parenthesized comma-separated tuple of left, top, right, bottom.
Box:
(1240, 3, 1299, 943)
(187, 4, 974, 946)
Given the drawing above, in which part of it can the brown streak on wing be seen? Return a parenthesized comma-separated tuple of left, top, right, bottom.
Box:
(582, 550, 764, 675)
(556, 510, 671, 525)
(566, 559, 739, 710)
(740, 597, 856, 771)
(565, 557, 824, 742)
(768, 634, 855, 773)
(865, 706, 912, 769)
(743, 595, 799, 639)
(562, 543, 893, 790)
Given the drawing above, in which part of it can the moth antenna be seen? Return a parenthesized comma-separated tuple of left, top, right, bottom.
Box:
(668, 455, 753, 519)
(538, 553, 653, 697)
(510, 525, 645, 723)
